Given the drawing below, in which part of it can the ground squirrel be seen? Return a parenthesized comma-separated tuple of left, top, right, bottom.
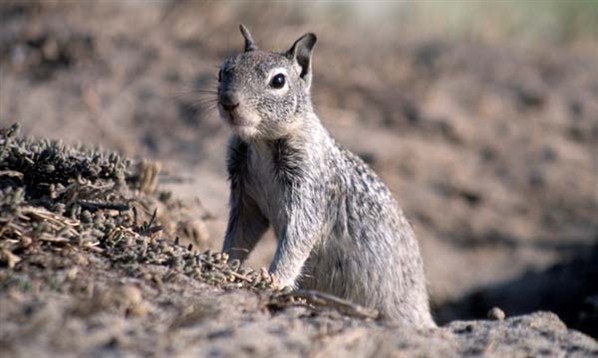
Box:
(218, 25, 435, 327)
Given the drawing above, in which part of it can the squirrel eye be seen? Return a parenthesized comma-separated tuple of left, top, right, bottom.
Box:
(270, 73, 285, 89)
(218, 70, 222, 82)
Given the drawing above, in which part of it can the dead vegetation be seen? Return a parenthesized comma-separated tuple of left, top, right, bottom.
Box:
(0, 124, 279, 291)
(0, 124, 379, 328)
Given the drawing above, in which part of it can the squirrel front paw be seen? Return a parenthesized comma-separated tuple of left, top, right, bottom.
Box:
(267, 269, 298, 291)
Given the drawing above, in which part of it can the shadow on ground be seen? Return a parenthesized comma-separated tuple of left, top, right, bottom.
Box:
(436, 242, 598, 338)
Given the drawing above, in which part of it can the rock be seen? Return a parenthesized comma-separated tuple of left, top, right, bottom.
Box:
(487, 307, 506, 321)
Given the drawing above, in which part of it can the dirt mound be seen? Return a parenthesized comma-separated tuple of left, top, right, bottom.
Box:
(1, 128, 597, 356)
(0, 124, 276, 290)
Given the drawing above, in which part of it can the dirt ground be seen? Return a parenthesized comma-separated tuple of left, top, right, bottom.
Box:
(0, 1, 597, 356)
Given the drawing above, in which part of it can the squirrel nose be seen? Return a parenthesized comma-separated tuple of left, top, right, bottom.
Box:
(219, 91, 240, 111)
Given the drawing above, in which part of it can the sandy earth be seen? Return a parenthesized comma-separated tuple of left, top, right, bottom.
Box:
(0, 1, 597, 356)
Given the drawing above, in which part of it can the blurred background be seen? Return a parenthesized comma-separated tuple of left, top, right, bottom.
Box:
(0, 0, 596, 335)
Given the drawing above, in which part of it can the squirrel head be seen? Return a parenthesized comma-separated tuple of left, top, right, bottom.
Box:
(217, 24, 317, 140)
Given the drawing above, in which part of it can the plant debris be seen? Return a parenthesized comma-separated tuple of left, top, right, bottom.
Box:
(0, 124, 278, 292)
(0, 124, 385, 324)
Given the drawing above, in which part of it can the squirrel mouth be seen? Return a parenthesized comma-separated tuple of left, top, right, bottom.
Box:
(220, 109, 259, 138)
(222, 109, 255, 128)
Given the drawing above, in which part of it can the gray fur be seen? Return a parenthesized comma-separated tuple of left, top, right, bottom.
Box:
(218, 25, 435, 327)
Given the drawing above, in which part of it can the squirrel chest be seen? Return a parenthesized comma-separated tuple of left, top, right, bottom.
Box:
(244, 141, 293, 235)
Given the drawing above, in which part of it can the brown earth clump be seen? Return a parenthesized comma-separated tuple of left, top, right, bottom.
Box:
(1, 126, 597, 357)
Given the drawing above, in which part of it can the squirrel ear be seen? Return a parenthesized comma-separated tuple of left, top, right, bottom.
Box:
(239, 24, 257, 52)
(286, 33, 317, 82)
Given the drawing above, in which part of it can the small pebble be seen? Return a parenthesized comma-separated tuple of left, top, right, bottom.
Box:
(487, 307, 506, 321)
